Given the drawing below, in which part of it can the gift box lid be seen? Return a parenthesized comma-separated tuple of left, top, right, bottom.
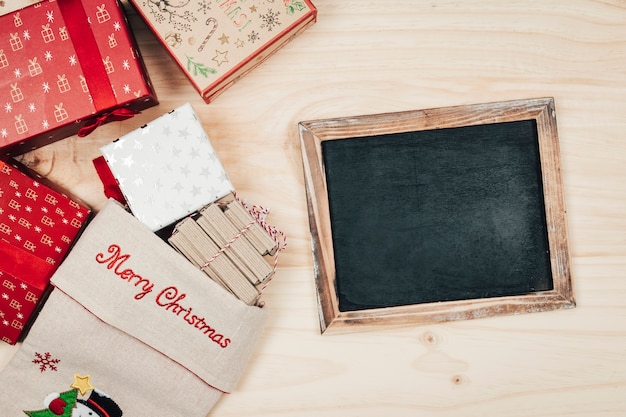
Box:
(0, 0, 157, 155)
(128, 0, 317, 103)
(100, 103, 234, 231)
(0, 158, 90, 265)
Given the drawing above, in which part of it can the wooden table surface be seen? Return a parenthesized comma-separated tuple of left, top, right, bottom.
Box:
(2, 1, 626, 416)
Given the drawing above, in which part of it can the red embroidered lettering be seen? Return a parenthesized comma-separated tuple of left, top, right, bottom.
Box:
(95, 244, 154, 300)
(156, 286, 231, 349)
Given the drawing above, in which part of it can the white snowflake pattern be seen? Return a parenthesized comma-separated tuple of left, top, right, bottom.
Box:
(14, 234, 22, 241)
(28, 103, 36, 112)
(42, 120, 49, 129)
(54, 246, 62, 253)
(1, 293, 8, 300)
(14, 68, 21, 78)
(62, 218, 69, 225)
(123, 84, 131, 94)
(15, 191, 21, 197)
(76, 211, 83, 218)
(23, 30, 31, 40)
(113, 21, 121, 31)
(8, 214, 16, 221)
(34, 226, 42, 233)
(41, 207, 48, 213)
(20, 283, 27, 290)
(17, 313, 23, 319)
(1, 129, 7, 138)
(46, 10, 54, 22)
(4, 103, 12, 113)
(42, 82, 50, 93)
(25, 206, 32, 212)
(122, 59, 130, 70)
(2, 320, 9, 326)
(69, 55, 77, 66)
(44, 51, 52, 61)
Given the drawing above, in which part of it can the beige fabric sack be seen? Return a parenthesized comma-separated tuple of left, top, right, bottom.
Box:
(0, 199, 268, 417)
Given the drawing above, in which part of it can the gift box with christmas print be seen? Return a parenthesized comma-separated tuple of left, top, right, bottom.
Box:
(127, 0, 317, 103)
(97, 102, 234, 232)
(0, 157, 91, 344)
(0, 0, 158, 155)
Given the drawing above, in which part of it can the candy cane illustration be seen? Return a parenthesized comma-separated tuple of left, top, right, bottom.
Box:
(198, 18, 218, 52)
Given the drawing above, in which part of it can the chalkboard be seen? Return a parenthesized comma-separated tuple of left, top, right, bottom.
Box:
(323, 120, 553, 312)
(300, 98, 574, 333)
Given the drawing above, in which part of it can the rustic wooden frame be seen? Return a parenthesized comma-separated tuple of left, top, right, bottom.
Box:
(299, 98, 575, 334)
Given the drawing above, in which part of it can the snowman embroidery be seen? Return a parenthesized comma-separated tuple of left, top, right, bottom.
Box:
(24, 375, 122, 417)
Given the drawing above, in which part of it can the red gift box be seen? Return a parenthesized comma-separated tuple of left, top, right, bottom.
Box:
(0, 157, 91, 343)
(0, 0, 157, 155)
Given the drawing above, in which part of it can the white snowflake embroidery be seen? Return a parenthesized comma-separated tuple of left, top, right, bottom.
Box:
(62, 218, 68, 225)
(42, 82, 51, 93)
(14, 234, 22, 241)
(44, 51, 52, 61)
(23, 30, 30, 40)
(8, 214, 16, 222)
(33, 181, 40, 187)
(69, 55, 77, 66)
(17, 313, 23, 319)
(76, 211, 83, 218)
(1, 293, 8, 300)
(34, 226, 42, 233)
(14, 68, 21, 78)
(1, 129, 7, 138)
(41, 207, 48, 213)
(4, 103, 12, 113)
(20, 283, 27, 290)
(2, 320, 8, 326)
(123, 84, 131, 94)
(25, 206, 32, 212)
(54, 246, 62, 253)
(28, 103, 36, 112)
(122, 59, 130, 70)
(42, 120, 49, 129)
(46, 10, 54, 23)
(113, 21, 121, 31)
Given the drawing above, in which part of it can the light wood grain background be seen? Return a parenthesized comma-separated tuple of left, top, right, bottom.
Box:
(2, 1, 626, 416)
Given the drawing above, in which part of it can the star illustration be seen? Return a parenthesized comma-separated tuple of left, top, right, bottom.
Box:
(249, 5, 257, 12)
(218, 33, 229, 44)
(71, 374, 94, 396)
(212, 50, 229, 66)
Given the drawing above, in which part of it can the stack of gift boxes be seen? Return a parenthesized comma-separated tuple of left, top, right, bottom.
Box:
(0, 0, 313, 344)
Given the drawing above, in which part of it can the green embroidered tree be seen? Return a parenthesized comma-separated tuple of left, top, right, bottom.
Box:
(186, 56, 217, 78)
(24, 389, 78, 417)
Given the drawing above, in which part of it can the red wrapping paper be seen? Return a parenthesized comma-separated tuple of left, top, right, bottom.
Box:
(0, 0, 157, 155)
(0, 157, 90, 344)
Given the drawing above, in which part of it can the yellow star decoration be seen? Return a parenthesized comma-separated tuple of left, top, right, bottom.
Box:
(249, 5, 257, 12)
(71, 374, 94, 396)
(219, 33, 229, 44)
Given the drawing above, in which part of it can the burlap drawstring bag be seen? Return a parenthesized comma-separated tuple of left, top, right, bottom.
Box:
(0, 200, 268, 417)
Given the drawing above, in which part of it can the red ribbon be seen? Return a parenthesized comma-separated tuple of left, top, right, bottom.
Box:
(0, 239, 56, 291)
(78, 108, 139, 137)
(56, 0, 118, 111)
(92, 155, 126, 204)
